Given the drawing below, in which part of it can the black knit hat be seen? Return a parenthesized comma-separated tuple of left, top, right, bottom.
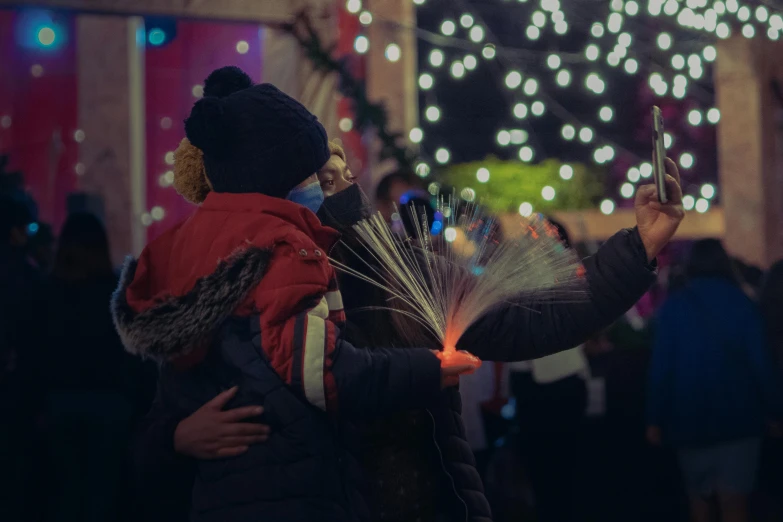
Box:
(184, 66, 330, 198)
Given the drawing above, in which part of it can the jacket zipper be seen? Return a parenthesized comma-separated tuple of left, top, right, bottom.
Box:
(426, 409, 469, 522)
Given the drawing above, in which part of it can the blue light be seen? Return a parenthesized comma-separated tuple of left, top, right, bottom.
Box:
(148, 28, 166, 46)
(430, 220, 443, 235)
(27, 222, 39, 235)
(15, 11, 66, 52)
(36, 26, 56, 47)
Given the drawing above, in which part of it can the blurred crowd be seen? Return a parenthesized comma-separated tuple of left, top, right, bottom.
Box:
(1, 169, 782, 522)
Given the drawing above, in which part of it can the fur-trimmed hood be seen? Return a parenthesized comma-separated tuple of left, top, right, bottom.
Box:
(111, 247, 271, 361)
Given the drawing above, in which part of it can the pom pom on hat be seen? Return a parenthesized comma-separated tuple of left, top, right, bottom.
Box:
(184, 97, 230, 157)
(203, 66, 253, 98)
(173, 138, 212, 204)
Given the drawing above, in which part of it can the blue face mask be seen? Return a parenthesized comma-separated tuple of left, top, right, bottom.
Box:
(287, 181, 325, 214)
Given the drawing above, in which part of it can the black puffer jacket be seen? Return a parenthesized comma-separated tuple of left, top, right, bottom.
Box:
(131, 227, 656, 522)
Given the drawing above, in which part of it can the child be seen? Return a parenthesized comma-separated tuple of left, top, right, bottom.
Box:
(112, 67, 469, 522)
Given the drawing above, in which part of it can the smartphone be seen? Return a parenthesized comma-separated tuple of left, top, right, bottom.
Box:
(652, 106, 668, 204)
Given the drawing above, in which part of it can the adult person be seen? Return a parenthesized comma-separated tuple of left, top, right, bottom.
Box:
(117, 67, 468, 522)
(508, 218, 591, 522)
(374, 170, 417, 223)
(30, 213, 154, 522)
(0, 196, 41, 522)
(130, 81, 685, 522)
(647, 239, 783, 522)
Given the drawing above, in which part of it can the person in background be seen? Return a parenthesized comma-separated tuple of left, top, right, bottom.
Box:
(761, 260, 783, 369)
(30, 213, 154, 522)
(647, 239, 783, 522)
(28, 222, 55, 275)
(0, 196, 41, 522)
(374, 170, 416, 223)
(508, 217, 591, 522)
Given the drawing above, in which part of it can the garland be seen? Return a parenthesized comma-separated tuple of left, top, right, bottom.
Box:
(282, 10, 416, 172)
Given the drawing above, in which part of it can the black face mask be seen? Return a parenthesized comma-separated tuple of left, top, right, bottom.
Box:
(317, 183, 372, 231)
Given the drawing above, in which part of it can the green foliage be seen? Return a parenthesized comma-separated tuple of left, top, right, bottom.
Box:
(434, 157, 604, 214)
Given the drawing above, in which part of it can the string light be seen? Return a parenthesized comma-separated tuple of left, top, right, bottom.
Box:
(620, 182, 635, 198)
(695, 198, 709, 213)
(585, 73, 605, 94)
(657, 32, 673, 49)
(627, 167, 641, 182)
(547, 54, 562, 69)
(385, 43, 401, 62)
(505, 71, 523, 89)
(700, 183, 716, 199)
(450, 61, 466, 78)
(346, 0, 361, 14)
(523, 78, 539, 95)
(463, 55, 478, 70)
(585, 44, 600, 61)
(460, 14, 474, 27)
(441, 20, 456, 36)
(476, 167, 490, 182)
(707, 108, 721, 124)
(435, 148, 450, 164)
(541, 185, 556, 200)
(579, 127, 594, 143)
(561, 124, 576, 140)
(469, 26, 485, 42)
(425, 106, 441, 122)
(339, 118, 353, 132)
(416, 163, 431, 177)
(510, 129, 528, 144)
(742, 24, 755, 38)
(683, 195, 695, 210)
(640, 162, 653, 178)
(354, 35, 369, 54)
(599, 106, 614, 122)
(680, 152, 695, 168)
(559, 164, 574, 180)
(672, 54, 685, 69)
(497, 130, 511, 146)
(429, 49, 444, 67)
(409, 127, 424, 143)
(531, 101, 546, 116)
(518, 202, 534, 217)
(624, 58, 639, 74)
(664, 132, 674, 148)
(359, 11, 373, 25)
(526, 26, 541, 40)
(236, 41, 249, 54)
(591, 22, 605, 38)
(519, 146, 535, 162)
(419, 73, 434, 90)
(482, 44, 496, 59)
(556, 69, 572, 87)
(600, 199, 616, 215)
(513, 103, 529, 119)
(607, 13, 623, 32)
(703, 45, 717, 61)
(688, 109, 703, 126)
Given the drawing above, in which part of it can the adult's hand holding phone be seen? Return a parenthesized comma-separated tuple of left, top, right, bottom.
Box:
(174, 386, 270, 460)
(635, 157, 685, 262)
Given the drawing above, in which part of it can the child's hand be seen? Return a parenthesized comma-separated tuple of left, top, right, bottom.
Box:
(431, 349, 480, 388)
(441, 364, 475, 388)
